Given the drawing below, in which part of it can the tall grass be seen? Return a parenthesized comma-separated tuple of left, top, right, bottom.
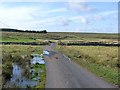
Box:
(57, 46, 118, 86)
(1, 45, 46, 88)
(2, 45, 43, 55)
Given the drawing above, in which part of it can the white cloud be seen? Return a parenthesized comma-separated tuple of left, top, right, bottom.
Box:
(99, 10, 118, 16)
(67, 0, 95, 12)
(0, 2, 117, 33)
(0, 6, 39, 29)
(29, 7, 67, 19)
(47, 8, 67, 13)
(56, 17, 71, 26)
(70, 10, 117, 25)
(30, 16, 61, 26)
(0, 5, 68, 29)
(0, 7, 36, 21)
(71, 16, 88, 24)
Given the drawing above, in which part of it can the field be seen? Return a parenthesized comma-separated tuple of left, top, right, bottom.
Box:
(1, 45, 46, 88)
(1, 32, 119, 44)
(1, 31, 119, 88)
(56, 46, 119, 86)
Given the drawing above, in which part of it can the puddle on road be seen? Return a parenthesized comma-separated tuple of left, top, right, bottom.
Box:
(3, 53, 45, 88)
(43, 50, 50, 55)
(31, 54, 45, 64)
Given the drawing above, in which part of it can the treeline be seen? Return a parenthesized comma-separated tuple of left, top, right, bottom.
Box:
(0, 28, 47, 33)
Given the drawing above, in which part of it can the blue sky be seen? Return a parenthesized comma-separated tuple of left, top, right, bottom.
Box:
(0, 2, 118, 33)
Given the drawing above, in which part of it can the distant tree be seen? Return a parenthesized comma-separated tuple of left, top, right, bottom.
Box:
(40, 30, 47, 33)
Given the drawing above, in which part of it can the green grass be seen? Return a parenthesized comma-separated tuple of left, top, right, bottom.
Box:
(2, 45, 43, 56)
(1, 45, 46, 88)
(1, 31, 118, 43)
(56, 46, 118, 86)
(35, 64, 46, 88)
(29, 64, 46, 88)
(1, 31, 119, 88)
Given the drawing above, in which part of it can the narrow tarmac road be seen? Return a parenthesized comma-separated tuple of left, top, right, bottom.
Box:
(44, 44, 117, 88)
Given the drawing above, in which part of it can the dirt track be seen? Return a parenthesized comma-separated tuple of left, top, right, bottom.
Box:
(44, 44, 117, 88)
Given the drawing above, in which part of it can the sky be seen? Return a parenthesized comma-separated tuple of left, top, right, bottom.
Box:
(0, 1, 118, 33)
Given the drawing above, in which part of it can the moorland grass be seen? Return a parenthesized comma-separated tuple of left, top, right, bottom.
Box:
(2, 45, 43, 55)
(1, 45, 46, 88)
(56, 46, 118, 86)
(1, 32, 118, 43)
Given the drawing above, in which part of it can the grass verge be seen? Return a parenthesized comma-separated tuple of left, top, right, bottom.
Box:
(56, 46, 118, 86)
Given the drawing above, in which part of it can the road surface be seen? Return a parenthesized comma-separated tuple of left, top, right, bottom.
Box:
(44, 44, 117, 88)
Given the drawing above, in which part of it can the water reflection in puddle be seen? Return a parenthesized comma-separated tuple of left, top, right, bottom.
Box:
(4, 63, 38, 88)
(31, 54, 45, 64)
(43, 50, 50, 55)
(3, 53, 45, 88)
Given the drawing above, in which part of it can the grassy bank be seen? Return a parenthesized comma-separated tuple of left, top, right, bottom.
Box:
(1, 45, 46, 88)
(56, 46, 118, 86)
